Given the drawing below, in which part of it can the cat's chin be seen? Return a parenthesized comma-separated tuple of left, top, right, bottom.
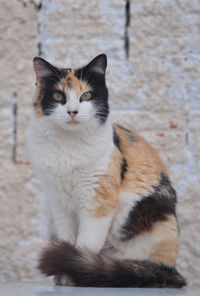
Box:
(67, 120, 80, 126)
(66, 120, 82, 130)
(54, 120, 82, 132)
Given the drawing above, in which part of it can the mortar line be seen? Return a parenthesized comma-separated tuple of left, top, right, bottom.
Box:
(37, 0, 43, 56)
(125, 0, 130, 58)
(12, 92, 18, 163)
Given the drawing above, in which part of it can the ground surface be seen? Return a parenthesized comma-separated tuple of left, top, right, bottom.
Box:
(0, 283, 200, 296)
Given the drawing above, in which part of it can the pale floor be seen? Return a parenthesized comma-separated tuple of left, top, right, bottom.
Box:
(0, 283, 199, 296)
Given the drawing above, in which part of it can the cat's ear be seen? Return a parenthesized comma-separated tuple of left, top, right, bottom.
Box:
(86, 54, 107, 75)
(33, 57, 59, 83)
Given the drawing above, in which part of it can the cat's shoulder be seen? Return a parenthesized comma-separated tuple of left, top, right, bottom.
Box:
(112, 123, 167, 175)
(113, 122, 158, 152)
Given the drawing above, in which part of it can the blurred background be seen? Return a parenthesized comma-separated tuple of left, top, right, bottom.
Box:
(0, 0, 200, 286)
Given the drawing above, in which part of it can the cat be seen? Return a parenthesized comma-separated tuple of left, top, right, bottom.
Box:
(27, 54, 186, 288)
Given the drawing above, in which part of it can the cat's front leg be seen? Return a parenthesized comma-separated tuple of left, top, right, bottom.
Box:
(45, 185, 77, 244)
(53, 209, 77, 244)
(52, 208, 77, 286)
(76, 208, 115, 254)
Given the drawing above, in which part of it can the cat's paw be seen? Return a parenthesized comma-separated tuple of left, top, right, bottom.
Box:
(54, 275, 74, 286)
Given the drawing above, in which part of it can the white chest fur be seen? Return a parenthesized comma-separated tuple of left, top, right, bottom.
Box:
(27, 117, 113, 181)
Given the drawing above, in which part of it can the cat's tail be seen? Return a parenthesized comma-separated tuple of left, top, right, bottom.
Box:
(38, 241, 186, 288)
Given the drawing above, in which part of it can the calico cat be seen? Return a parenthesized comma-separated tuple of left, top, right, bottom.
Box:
(27, 54, 186, 287)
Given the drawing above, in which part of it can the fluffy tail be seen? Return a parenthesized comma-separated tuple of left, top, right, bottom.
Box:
(38, 241, 186, 288)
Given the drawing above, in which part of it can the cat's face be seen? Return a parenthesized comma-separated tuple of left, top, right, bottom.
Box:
(33, 54, 109, 131)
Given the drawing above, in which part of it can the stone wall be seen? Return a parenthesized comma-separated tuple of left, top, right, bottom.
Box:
(0, 0, 199, 286)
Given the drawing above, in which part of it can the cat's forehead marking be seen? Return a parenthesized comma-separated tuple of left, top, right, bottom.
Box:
(61, 70, 91, 93)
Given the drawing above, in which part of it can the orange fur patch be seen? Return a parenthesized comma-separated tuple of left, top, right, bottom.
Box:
(90, 148, 122, 218)
(114, 124, 167, 196)
(61, 71, 90, 94)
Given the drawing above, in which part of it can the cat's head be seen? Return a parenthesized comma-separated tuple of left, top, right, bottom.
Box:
(32, 54, 109, 131)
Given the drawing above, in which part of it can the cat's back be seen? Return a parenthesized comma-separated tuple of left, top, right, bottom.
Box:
(113, 123, 168, 196)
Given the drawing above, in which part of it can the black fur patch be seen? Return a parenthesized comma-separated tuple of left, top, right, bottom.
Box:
(40, 88, 66, 116)
(121, 173, 177, 240)
(38, 241, 186, 288)
(113, 126, 121, 152)
(75, 65, 109, 124)
(116, 124, 136, 142)
(121, 158, 128, 181)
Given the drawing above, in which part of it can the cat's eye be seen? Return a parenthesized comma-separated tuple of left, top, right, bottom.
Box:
(80, 91, 91, 102)
(53, 92, 63, 102)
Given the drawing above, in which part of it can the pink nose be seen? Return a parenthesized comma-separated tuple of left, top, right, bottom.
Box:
(68, 110, 78, 119)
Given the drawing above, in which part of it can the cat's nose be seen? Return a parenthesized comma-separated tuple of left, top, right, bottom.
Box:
(68, 110, 78, 119)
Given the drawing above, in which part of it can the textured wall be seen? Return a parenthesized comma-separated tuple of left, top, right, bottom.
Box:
(0, 0, 200, 286)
